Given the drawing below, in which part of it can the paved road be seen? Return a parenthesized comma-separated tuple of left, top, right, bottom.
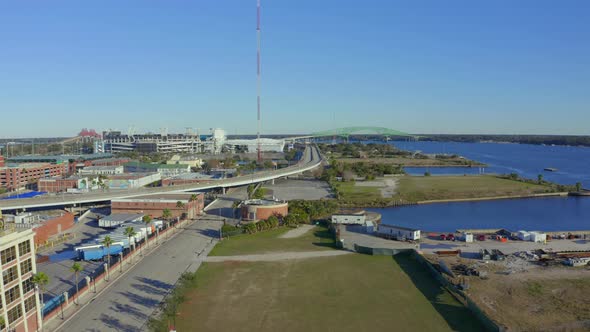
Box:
(54, 217, 223, 332)
(205, 250, 352, 262)
(0, 146, 323, 211)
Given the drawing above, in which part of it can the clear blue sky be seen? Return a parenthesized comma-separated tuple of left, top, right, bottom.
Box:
(1, 0, 589, 137)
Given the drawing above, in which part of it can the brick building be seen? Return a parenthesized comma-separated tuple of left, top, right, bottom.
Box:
(2, 210, 76, 246)
(0, 163, 68, 191)
(111, 193, 205, 219)
(37, 176, 90, 193)
(90, 158, 131, 167)
(241, 199, 289, 222)
(0, 229, 42, 331)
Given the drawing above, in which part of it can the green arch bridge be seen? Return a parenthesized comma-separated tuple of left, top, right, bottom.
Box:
(311, 126, 413, 138)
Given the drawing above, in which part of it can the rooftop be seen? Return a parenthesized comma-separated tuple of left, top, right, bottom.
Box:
(107, 172, 159, 180)
(379, 224, 420, 232)
(243, 199, 287, 206)
(8, 153, 113, 163)
(166, 173, 216, 180)
(116, 193, 202, 202)
(100, 213, 144, 223)
(80, 165, 123, 171)
(124, 162, 190, 169)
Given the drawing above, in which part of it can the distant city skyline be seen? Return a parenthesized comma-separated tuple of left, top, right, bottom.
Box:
(1, 0, 589, 138)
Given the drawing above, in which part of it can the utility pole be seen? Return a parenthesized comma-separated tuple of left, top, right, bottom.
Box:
(256, 0, 262, 164)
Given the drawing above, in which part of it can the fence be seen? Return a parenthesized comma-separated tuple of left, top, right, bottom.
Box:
(43, 293, 65, 316)
(353, 244, 413, 256)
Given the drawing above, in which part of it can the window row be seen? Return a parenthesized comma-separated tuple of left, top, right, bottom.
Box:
(3, 265, 18, 285)
(5, 284, 20, 305)
(18, 240, 31, 256)
(1, 246, 16, 265)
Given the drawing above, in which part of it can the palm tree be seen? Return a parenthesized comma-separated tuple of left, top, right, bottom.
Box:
(124, 226, 137, 259)
(142, 215, 152, 251)
(537, 174, 543, 184)
(70, 262, 83, 304)
(162, 208, 172, 220)
(575, 182, 582, 192)
(32, 272, 49, 315)
(102, 236, 113, 281)
(190, 194, 198, 202)
(176, 201, 185, 209)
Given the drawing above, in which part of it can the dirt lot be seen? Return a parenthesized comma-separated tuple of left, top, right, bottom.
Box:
(430, 254, 590, 331)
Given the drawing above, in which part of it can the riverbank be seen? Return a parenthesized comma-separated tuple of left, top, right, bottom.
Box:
(417, 192, 569, 205)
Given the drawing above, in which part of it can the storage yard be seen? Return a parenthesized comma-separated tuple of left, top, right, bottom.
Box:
(419, 230, 590, 331)
(425, 252, 590, 331)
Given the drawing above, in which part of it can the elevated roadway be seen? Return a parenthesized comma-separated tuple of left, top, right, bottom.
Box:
(0, 146, 324, 211)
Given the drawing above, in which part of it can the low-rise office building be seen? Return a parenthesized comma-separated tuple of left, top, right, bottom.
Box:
(0, 228, 42, 331)
(123, 162, 190, 178)
(111, 193, 205, 219)
(105, 173, 161, 189)
(161, 173, 216, 187)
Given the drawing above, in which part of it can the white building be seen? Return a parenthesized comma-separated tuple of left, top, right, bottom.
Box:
(225, 138, 285, 153)
(376, 224, 421, 241)
(331, 213, 366, 225)
(105, 173, 162, 189)
(166, 155, 204, 169)
(78, 165, 124, 176)
(98, 213, 144, 228)
(0, 229, 42, 331)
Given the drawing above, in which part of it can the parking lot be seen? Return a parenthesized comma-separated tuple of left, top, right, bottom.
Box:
(264, 178, 332, 200)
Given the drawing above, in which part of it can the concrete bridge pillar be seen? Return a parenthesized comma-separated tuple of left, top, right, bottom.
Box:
(221, 187, 226, 195)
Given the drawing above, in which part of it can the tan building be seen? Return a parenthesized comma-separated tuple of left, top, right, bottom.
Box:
(0, 228, 42, 331)
(241, 199, 288, 222)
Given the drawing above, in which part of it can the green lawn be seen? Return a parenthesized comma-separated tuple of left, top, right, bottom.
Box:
(171, 253, 484, 332)
(338, 181, 383, 202)
(208, 225, 336, 256)
(396, 175, 551, 202)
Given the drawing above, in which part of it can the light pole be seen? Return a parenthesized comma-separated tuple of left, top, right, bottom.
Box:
(34, 285, 41, 332)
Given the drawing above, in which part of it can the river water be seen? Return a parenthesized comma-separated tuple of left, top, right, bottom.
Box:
(357, 140, 590, 231)
(368, 196, 590, 232)
(390, 141, 590, 187)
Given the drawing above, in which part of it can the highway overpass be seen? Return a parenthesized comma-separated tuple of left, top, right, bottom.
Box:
(0, 146, 324, 212)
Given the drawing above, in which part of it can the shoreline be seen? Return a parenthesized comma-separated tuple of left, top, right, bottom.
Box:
(403, 164, 487, 168)
(416, 192, 569, 205)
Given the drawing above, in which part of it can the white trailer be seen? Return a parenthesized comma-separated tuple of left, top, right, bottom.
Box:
(376, 224, 420, 241)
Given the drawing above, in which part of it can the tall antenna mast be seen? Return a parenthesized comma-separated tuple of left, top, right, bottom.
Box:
(256, 0, 262, 163)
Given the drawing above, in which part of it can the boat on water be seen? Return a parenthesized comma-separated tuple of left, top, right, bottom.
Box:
(544, 167, 558, 172)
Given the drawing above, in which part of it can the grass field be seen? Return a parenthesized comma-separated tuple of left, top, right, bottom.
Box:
(337, 157, 484, 167)
(209, 225, 336, 256)
(396, 175, 551, 202)
(337, 181, 383, 202)
(173, 253, 484, 332)
(336, 174, 551, 204)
